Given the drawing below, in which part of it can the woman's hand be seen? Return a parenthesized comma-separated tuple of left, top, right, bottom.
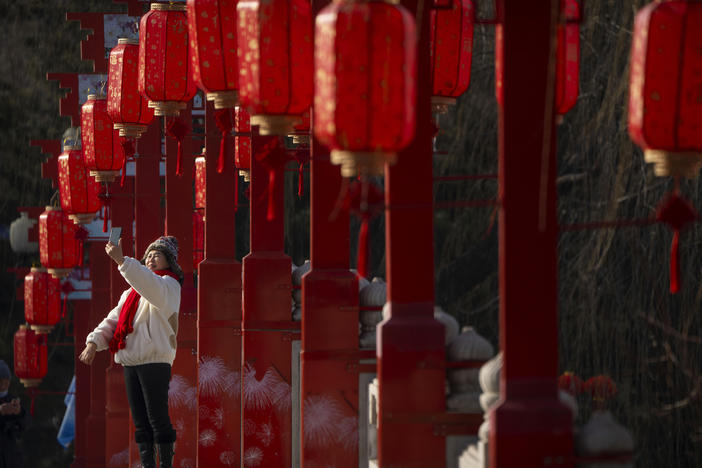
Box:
(79, 342, 97, 365)
(106, 238, 125, 266)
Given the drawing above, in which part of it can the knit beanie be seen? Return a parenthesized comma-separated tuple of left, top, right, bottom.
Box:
(141, 236, 184, 284)
(0, 360, 11, 380)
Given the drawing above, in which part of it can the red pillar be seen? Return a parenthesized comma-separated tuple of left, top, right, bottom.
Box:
(241, 129, 296, 467)
(82, 242, 109, 468)
(489, 1, 573, 466)
(196, 103, 242, 466)
(377, 0, 446, 466)
(71, 299, 91, 468)
(163, 110, 198, 466)
(300, 135, 360, 465)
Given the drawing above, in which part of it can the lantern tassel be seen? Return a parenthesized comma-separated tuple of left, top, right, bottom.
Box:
(120, 160, 128, 187)
(75, 227, 88, 269)
(214, 109, 233, 174)
(176, 143, 183, 177)
(357, 216, 370, 280)
(267, 168, 276, 221)
(670, 230, 680, 294)
(298, 162, 304, 197)
(98, 194, 110, 233)
(166, 117, 190, 178)
(234, 171, 239, 213)
(218, 135, 226, 173)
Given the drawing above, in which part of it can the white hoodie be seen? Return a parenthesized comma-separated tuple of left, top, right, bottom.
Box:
(86, 257, 181, 366)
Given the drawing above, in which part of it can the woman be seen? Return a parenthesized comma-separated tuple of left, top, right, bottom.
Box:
(79, 236, 183, 468)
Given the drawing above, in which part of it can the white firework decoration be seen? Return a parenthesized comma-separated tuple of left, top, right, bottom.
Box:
(223, 370, 241, 398)
(271, 377, 292, 412)
(303, 394, 345, 449)
(219, 450, 237, 466)
(179, 459, 195, 468)
(256, 422, 275, 447)
(199, 404, 211, 420)
(243, 363, 287, 410)
(169, 374, 197, 409)
(335, 416, 359, 452)
(199, 355, 230, 398)
(108, 448, 129, 467)
(210, 407, 225, 430)
(174, 418, 185, 433)
(243, 447, 264, 467)
(243, 418, 258, 436)
(199, 429, 217, 447)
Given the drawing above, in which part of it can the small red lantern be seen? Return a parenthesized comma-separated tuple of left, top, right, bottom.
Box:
(108, 38, 155, 138)
(235, 106, 251, 181)
(195, 154, 206, 210)
(24, 268, 61, 334)
(314, 1, 417, 177)
(81, 95, 123, 183)
(139, 3, 198, 116)
(628, 0, 702, 177)
(237, 0, 313, 135)
(58, 143, 101, 224)
(14, 325, 48, 388)
(39, 206, 79, 279)
(430, 0, 475, 113)
(187, 0, 239, 109)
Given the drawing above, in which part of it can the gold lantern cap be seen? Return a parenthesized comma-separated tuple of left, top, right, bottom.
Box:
(151, 3, 187, 11)
(330, 150, 397, 178)
(644, 150, 702, 179)
(118, 38, 139, 46)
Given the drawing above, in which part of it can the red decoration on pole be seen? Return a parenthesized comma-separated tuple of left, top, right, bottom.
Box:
(81, 95, 123, 183)
(98, 192, 111, 233)
(14, 325, 48, 388)
(108, 38, 155, 139)
(58, 144, 101, 225)
(214, 108, 234, 173)
(237, 0, 313, 135)
(166, 116, 191, 176)
(558, 371, 584, 396)
(39, 206, 79, 279)
(187, 0, 240, 109)
(138, 3, 197, 116)
(314, 1, 417, 177)
(24, 268, 61, 334)
(656, 190, 698, 294)
(628, 0, 702, 178)
(584, 375, 618, 410)
(555, 0, 580, 119)
(235, 106, 251, 183)
(343, 179, 384, 280)
(430, 0, 475, 113)
(195, 154, 206, 210)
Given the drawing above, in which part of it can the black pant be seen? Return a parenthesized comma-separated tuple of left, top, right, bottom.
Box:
(123, 363, 176, 444)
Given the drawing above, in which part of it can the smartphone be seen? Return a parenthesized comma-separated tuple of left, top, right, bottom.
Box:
(109, 227, 122, 246)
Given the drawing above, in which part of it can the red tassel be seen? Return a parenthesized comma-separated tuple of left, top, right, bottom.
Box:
(103, 204, 109, 233)
(670, 230, 680, 294)
(176, 142, 183, 176)
(218, 133, 226, 173)
(357, 216, 370, 279)
(267, 168, 276, 221)
(166, 117, 190, 178)
(215, 109, 233, 174)
(234, 171, 239, 212)
(298, 162, 304, 197)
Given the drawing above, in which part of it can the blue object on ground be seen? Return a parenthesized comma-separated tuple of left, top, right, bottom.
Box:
(57, 376, 75, 448)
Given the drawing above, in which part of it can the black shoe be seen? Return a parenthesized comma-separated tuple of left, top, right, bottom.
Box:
(156, 442, 175, 468)
(137, 441, 156, 468)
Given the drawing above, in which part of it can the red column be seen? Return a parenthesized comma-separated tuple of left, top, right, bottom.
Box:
(72, 299, 91, 468)
(241, 128, 296, 467)
(300, 138, 360, 466)
(163, 110, 198, 466)
(82, 242, 109, 468)
(489, 1, 573, 467)
(377, 0, 446, 466)
(197, 104, 242, 466)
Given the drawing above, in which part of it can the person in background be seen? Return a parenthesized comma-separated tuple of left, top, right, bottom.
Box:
(0, 359, 28, 468)
(79, 236, 183, 468)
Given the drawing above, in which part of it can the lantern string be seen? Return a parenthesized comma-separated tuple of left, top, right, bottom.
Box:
(254, 136, 287, 221)
(75, 227, 88, 269)
(60, 281, 75, 320)
(292, 146, 309, 198)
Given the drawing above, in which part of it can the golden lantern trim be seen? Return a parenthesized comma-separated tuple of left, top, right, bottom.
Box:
(251, 114, 302, 136)
(151, 3, 187, 11)
(89, 170, 121, 183)
(330, 150, 398, 178)
(206, 91, 240, 110)
(644, 149, 702, 179)
(118, 38, 139, 46)
(148, 100, 187, 116)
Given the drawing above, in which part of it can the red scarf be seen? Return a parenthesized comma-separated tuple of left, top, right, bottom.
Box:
(109, 269, 179, 353)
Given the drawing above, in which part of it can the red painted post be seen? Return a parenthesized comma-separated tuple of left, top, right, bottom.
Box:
(163, 109, 198, 467)
(489, 1, 573, 467)
(376, 0, 446, 466)
(196, 103, 242, 466)
(82, 242, 110, 468)
(241, 128, 296, 467)
(71, 299, 91, 468)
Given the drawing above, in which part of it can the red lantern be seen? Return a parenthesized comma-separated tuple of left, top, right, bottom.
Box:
(187, 0, 239, 109)
(81, 95, 123, 183)
(139, 3, 198, 116)
(195, 154, 206, 210)
(314, 1, 417, 177)
(237, 0, 313, 134)
(39, 206, 79, 279)
(495, 0, 580, 121)
(14, 325, 48, 388)
(430, 0, 475, 113)
(108, 38, 155, 138)
(58, 144, 102, 224)
(24, 268, 61, 334)
(628, 0, 702, 177)
(235, 106, 251, 181)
